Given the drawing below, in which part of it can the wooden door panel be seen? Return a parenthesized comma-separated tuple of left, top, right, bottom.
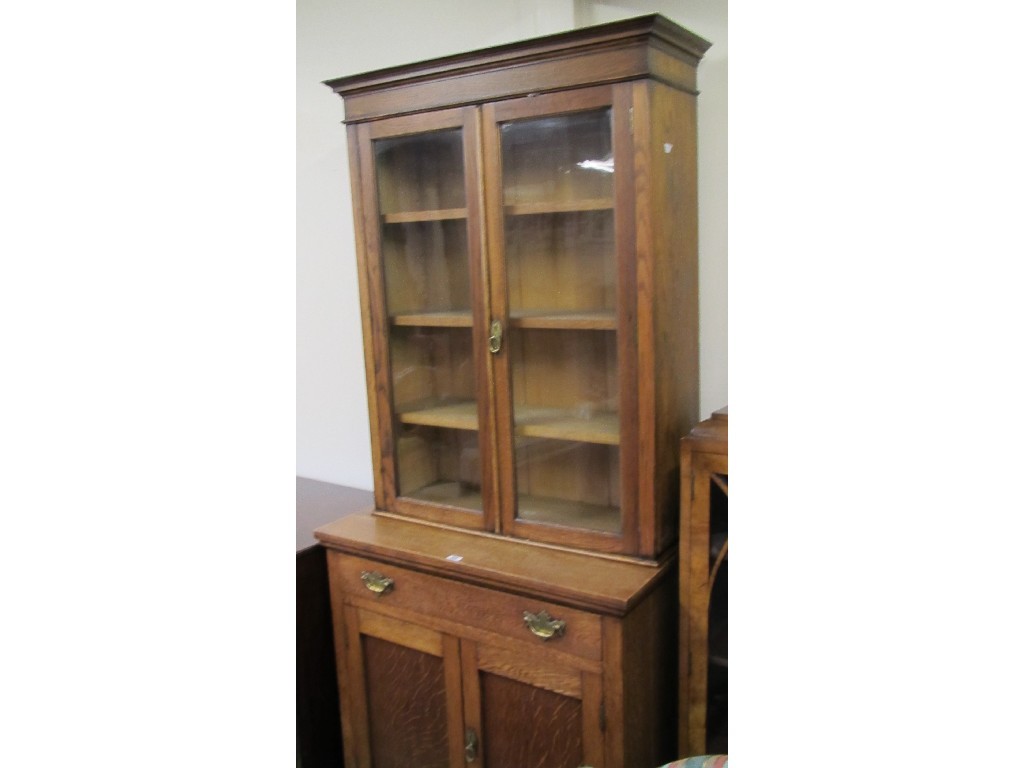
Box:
(481, 672, 583, 768)
(348, 608, 465, 768)
(363, 635, 450, 768)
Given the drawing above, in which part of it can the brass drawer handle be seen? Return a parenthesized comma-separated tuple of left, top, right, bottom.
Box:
(360, 570, 394, 595)
(523, 609, 566, 640)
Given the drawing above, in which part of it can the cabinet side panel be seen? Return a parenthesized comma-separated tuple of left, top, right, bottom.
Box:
(649, 81, 701, 555)
(481, 672, 583, 768)
(630, 80, 658, 557)
(363, 636, 450, 768)
(621, 570, 678, 767)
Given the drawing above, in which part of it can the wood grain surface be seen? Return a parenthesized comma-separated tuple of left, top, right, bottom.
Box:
(481, 673, 584, 768)
(364, 636, 450, 767)
(322, 14, 713, 765)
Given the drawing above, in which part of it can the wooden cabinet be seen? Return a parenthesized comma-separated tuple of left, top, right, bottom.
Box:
(316, 14, 711, 767)
(330, 14, 709, 560)
(318, 514, 675, 768)
(678, 408, 728, 756)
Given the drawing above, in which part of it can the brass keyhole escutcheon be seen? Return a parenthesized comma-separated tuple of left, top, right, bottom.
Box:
(488, 319, 503, 354)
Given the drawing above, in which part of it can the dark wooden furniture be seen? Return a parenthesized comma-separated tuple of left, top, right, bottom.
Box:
(317, 15, 711, 767)
(297, 479, 373, 768)
(317, 514, 676, 768)
(678, 408, 728, 756)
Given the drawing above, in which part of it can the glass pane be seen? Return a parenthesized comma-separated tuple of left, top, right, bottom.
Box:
(374, 129, 466, 215)
(504, 210, 615, 320)
(501, 110, 613, 208)
(509, 329, 620, 533)
(395, 423, 483, 511)
(374, 129, 481, 514)
(382, 219, 470, 318)
(499, 109, 621, 534)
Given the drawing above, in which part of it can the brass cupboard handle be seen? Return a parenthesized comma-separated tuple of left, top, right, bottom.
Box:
(464, 727, 478, 763)
(523, 609, 566, 640)
(360, 570, 394, 595)
(488, 319, 503, 354)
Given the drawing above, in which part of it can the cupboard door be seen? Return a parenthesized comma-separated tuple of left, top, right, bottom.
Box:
(482, 675, 583, 767)
(364, 636, 449, 766)
(482, 86, 638, 554)
(343, 607, 465, 768)
(356, 109, 498, 531)
(461, 639, 604, 768)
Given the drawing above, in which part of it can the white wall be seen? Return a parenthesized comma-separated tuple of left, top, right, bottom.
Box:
(297, 0, 727, 488)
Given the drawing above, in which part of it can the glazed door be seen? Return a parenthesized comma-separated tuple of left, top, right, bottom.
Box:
(482, 85, 639, 554)
(355, 108, 498, 531)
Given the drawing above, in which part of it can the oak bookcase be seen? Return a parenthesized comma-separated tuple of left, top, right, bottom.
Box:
(315, 15, 711, 767)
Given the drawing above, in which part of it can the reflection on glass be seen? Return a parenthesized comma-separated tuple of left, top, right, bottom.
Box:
(501, 111, 614, 207)
(576, 155, 614, 174)
(500, 109, 621, 534)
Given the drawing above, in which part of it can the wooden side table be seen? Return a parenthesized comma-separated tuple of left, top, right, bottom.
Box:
(296, 478, 373, 768)
(678, 408, 728, 756)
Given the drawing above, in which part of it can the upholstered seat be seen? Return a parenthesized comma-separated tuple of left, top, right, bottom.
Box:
(660, 756, 729, 768)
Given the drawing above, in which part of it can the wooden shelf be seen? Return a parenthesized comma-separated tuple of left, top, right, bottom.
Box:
(509, 309, 616, 330)
(391, 311, 474, 327)
(404, 481, 483, 512)
(398, 400, 479, 431)
(382, 208, 468, 224)
(514, 406, 618, 445)
(517, 493, 620, 534)
(398, 401, 618, 445)
(504, 198, 613, 216)
(390, 310, 613, 329)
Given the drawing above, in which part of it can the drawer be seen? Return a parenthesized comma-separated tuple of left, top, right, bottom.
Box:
(328, 551, 602, 662)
